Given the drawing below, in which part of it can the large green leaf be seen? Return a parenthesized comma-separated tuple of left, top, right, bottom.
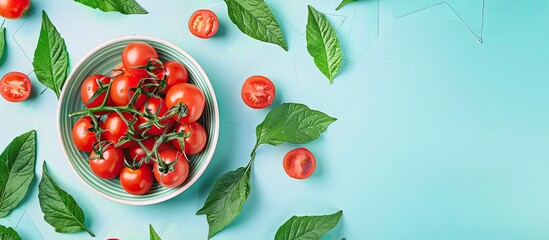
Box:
(306, 5, 343, 84)
(0, 225, 22, 240)
(32, 11, 69, 98)
(38, 162, 94, 237)
(0, 27, 6, 62)
(256, 103, 337, 146)
(225, 0, 287, 51)
(197, 166, 251, 239)
(0, 130, 36, 218)
(74, 0, 147, 14)
(149, 224, 161, 240)
(274, 210, 343, 240)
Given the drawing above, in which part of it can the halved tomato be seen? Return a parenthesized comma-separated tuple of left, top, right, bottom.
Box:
(0, 72, 31, 102)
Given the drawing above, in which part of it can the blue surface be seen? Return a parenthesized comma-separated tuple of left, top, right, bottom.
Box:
(1, 0, 549, 239)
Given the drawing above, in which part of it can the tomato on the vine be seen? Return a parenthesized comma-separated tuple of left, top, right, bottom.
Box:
(139, 97, 175, 136)
(120, 165, 154, 195)
(172, 122, 207, 155)
(81, 74, 112, 114)
(241, 75, 275, 109)
(153, 150, 189, 188)
(72, 116, 100, 153)
(188, 10, 219, 39)
(122, 42, 159, 77)
(109, 74, 146, 108)
(89, 147, 124, 179)
(129, 138, 173, 163)
(156, 61, 188, 94)
(165, 83, 205, 124)
(102, 112, 138, 148)
(0, 0, 30, 19)
(283, 148, 316, 179)
(0, 71, 31, 102)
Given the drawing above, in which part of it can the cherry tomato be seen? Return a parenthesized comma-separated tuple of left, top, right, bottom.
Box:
(102, 112, 138, 148)
(153, 150, 189, 188)
(120, 165, 153, 195)
(156, 61, 188, 94)
(172, 122, 207, 155)
(241, 76, 275, 109)
(122, 42, 159, 77)
(188, 10, 219, 39)
(0, 72, 31, 102)
(283, 148, 316, 179)
(139, 98, 175, 136)
(71, 116, 101, 152)
(0, 0, 30, 19)
(111, 63, 129, 77)
(89, 147, 124, 179)
(109, 74, 146, 108)
(165, 83, 205, 124)
(81, 74, 112, 114)
(129, 138, 173, 163)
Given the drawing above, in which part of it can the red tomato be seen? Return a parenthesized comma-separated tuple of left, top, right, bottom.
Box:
(156, 61, 188, 94)
(188, 10, 219, 39)
(139, 98, 175, 135)
(89, 147, 124, 179)
(129, 138, 173, 163)
(0, 72, 31, 102)
(71, 116, 101, 152)
(122, 42, 159, 77)
(119, 165, 153, 195)
(165, 83, 205, 124)
(81, 74, 112, 114)
(0, 0, 30, 19)
(109, 74, 146, 108)
(241, 76, 275, 109)
(153, 150, 189, 188)
(172, 122, 207, 155)
(111, 63, 129, 77)
(283, 148, 316, 179)
(102, 112, 138, 148)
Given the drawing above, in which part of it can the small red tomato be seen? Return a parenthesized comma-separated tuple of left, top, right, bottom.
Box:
(241, 76, 275, 109)
(71, 116, 100, 153)
(153, 150, 189, 188)
(139, 98, 175, 136)
(109, 74, 147, 109)
(0, 71, 31, 102)
(283, 148, 316, 179)
(156, 61, 188, 94)
(89, 147, 124, 179)
(172, 122, 207, 155)
(122, 42, 159, 77)
(165, 83, 206, 124)
(120, 165, 154, 195)
(81, 74, 112, 114)
(0, 0, 30, 19)
(188, 10, 219, 39)
(102, 112, 138, 148)
(129, 138, 173, 163)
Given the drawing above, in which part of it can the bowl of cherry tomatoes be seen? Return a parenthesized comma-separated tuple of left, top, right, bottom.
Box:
(57, 36, 219, 205)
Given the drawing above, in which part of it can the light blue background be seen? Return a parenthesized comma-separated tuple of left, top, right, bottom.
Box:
(1, 0, 549, 239)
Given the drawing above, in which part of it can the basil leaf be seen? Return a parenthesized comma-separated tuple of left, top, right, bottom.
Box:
(74, 0, 147, 15)
(306, 5, 343, 84)
(0, 27, 5, 62)
(225, 0, 288, 51)
(149, 224, 161, 240)
(0, 130, 36, 218)
(274, 210, 343, 240)
(336, 0, 357, 10)
(38, 162, 95, 237)
(0, 225, 22, 240)
(256, 103, 336, 147)
(197, 166, 251, 239)
(32, 11, 69, 99)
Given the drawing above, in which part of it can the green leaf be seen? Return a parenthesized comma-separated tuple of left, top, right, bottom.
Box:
(38, 162, 94, 237)
(336, 0, 358, 10)
(0, 27, 6, 62)
(32, 11, 69, 99)
(0, 130, 36, 218)
(149, 224, 161, 240)
(74, 0, 147, 15)
(197, 166, 251, 239)
(224, 0, 288, 51)
(256, 103, 337, 147)
(0, 225, 22, 240)
(306, 5, 343, 84)
(274, 210, 343, 240)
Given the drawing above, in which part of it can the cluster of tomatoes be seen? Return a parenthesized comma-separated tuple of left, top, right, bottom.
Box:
(71, 42, 208, 195)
